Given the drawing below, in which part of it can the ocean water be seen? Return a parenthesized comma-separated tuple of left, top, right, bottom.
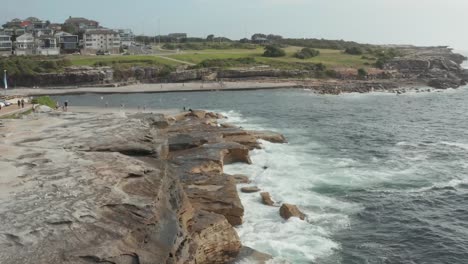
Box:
(53, 85, 468, 263)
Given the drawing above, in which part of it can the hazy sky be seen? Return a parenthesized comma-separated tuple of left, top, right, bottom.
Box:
(2, 0, 467, 50)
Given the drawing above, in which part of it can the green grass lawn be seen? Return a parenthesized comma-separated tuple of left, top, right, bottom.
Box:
(167, 47, 369, 69)
(68, 55, 181, 67)
(67, 46, 370, 70)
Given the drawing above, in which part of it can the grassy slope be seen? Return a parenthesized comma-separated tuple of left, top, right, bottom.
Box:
(167, 46, 369, 69)
(68, 55, 181, 67)
(66, 45, 370, 69)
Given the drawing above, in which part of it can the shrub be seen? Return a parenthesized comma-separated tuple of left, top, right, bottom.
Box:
(345, 47, 363, 55)
(295, 48, 320, 59)
(263, 45, 286, 57)
(357, 68, 367, 78)
(325, 69, 338, 78)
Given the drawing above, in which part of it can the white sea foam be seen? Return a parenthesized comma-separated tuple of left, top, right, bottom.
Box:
(223, 111, 357, 263)
(440, 141, 468, 151)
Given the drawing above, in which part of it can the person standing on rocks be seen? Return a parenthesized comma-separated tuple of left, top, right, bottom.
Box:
(64, 100, 68, 111)
(17, 100, 20, 108)
(21, 99, 24, 108)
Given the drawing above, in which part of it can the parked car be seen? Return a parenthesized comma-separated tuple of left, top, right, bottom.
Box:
(0, 100, 11, 106)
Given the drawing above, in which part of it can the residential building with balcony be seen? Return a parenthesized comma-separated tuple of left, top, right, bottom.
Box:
(0, 35, 12, 56)
(82, 29, 121, 55)
(15, 33, 35, 55)
(36, 35, 60, 55)
(55, 32, 79, 53)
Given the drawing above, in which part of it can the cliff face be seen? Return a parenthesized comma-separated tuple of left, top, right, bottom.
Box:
(0, 109, 285, 264)
(383, 47, 468, 89)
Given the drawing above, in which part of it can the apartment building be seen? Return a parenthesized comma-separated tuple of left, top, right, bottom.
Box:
(82, 29, 121, 55)
(0, 35, 12, 56)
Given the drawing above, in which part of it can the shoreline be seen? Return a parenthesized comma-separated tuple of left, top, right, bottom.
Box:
(0, 107, 287, 263)
(1, 79, 438, 97)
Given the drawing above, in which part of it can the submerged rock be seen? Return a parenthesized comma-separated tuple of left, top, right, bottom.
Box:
(279, 204, 305, 220)
(241, 186, 261, 193)
(231, 174, 251, 184)
(260, 192, 275, 206)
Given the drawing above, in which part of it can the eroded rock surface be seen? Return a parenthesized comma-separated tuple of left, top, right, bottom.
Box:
(279, 204, 306, 220)
(0, 109, 286, 263)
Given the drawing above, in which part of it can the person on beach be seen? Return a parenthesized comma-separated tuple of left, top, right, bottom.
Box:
(21, 99, 24, 108)
(17, 100, 20, 108)
(64, 100, 68, 111)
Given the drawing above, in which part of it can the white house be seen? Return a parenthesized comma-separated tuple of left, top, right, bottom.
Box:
(82, 29, 121, 55)
(0, 35, 12, 56)
(15, 33, 35, 55)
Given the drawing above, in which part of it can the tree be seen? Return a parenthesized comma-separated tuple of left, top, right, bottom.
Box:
(266, 34, 283, 41)
(206, 34, 215, 42)
(62, 23, 78, 35)
(263, 45, 286, 57)
(251, 33, 267, 41)
(239, 38, 250, 43)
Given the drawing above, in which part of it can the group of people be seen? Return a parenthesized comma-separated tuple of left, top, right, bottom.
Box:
(17, 99, 25, 108)
(55, 100, 69, 111)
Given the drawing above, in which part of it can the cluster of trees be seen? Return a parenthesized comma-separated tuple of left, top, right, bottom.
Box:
(263, 45, 286, 57)
(295, 48, 320, 59)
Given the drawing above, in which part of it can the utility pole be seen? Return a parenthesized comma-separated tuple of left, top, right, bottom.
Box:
(158, 19, 161, 46)
(4, 69, 7, 96)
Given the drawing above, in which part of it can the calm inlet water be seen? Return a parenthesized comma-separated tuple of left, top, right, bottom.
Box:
(54, 86, 468, 263)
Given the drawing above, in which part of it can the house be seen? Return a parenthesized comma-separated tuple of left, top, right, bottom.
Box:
(64, 16, 99, 30)
(15, 33, 35, 55)
(82, 29, 120, 55)
(118, 29, 135, 47)
(55, 32, 79, 53)
(0, 35, 12, 56)
(36, 35, 60, 55)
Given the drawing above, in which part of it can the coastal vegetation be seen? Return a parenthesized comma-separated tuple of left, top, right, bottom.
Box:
(191, 57, 257, 69)
(31, 96, 56, 108)
(0, 56, 72, 75)
(294, 48, 320, 59)
(262, 45, 286, 57)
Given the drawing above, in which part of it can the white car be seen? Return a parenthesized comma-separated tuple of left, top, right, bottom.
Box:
(0, 100, 11, 106)
(0, 101, 5, 107)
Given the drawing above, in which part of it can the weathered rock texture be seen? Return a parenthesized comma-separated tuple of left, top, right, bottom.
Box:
(279, 204, 306, 220)
(383, 46, 468, 89)
(0, 109, 286, 263)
